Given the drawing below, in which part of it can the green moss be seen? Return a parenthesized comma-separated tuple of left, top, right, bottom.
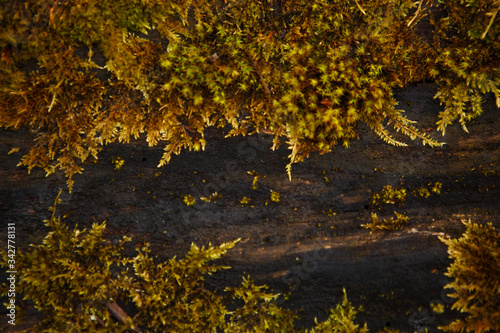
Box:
(182, 194, 196, 206)
(270, 190, 281, 203)
(413, 181, 442, 198)
(200, 192, 222, 203)
(10, 0, 499, 190)
(0, 192, 376, 332)
(439, 220, 500, 332)
(111, 156, 125, 170)
(361, 212, 409, 232)
(248, 170, 261, 190)
(240, 196, 251, 206)
(369, 185, 407, 208)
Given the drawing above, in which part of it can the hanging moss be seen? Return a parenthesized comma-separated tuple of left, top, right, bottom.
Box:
(1, 0, 498, 190)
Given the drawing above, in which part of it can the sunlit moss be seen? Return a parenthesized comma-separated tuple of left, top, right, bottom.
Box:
(248, 170, 260, 190)
(439, 221, 500, 332)
(369, 186, 407, 208)
(11, 0, 500, 191)
(361, 212, 409, 232)
(182, 194, 196, 206)
(112, 157, 125, 170)
(414, 181, 442, 197)
(200, 192, 222, 203)
(240, 196, 251, 206)
(430, 301, 445, 314)
(270, 190, 280, 203)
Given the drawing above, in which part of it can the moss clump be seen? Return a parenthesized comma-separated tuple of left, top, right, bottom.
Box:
(111, 156, 125, 170)
(361, 211, 410, 232)
(414, 181, 442, 198)
(369, 185, 407, 208)
(200, 192, 222, 203)
(240, 196, 251, 206)
(439, 220, 500, 333)
(3, 1, 498, 191)
(182, 194, 196, 206)
(270, 190, 281, 203)
(0, 0, 462, 191)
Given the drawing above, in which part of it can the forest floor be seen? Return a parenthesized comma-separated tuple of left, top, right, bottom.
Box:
(0, 83, 499, 332)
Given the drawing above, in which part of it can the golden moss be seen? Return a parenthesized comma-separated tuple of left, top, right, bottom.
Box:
(361, 212, 410, 232)
(1, 0, 498, 190)
(369, 186, 407, 208)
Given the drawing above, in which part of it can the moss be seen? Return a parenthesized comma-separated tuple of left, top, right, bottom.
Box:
(240, 196, 251, 206)
(439, 220, 500, 332)
(0, 192, 376, 332)
(111, 156, 125, 170)
(182, 194, 196, 206)
(361, 211, 410, 232)
(10, 0, 500, 190)
(369, 185, 407, 208)
(413, 181, 442, 198)
(270, 190, 281, 203)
